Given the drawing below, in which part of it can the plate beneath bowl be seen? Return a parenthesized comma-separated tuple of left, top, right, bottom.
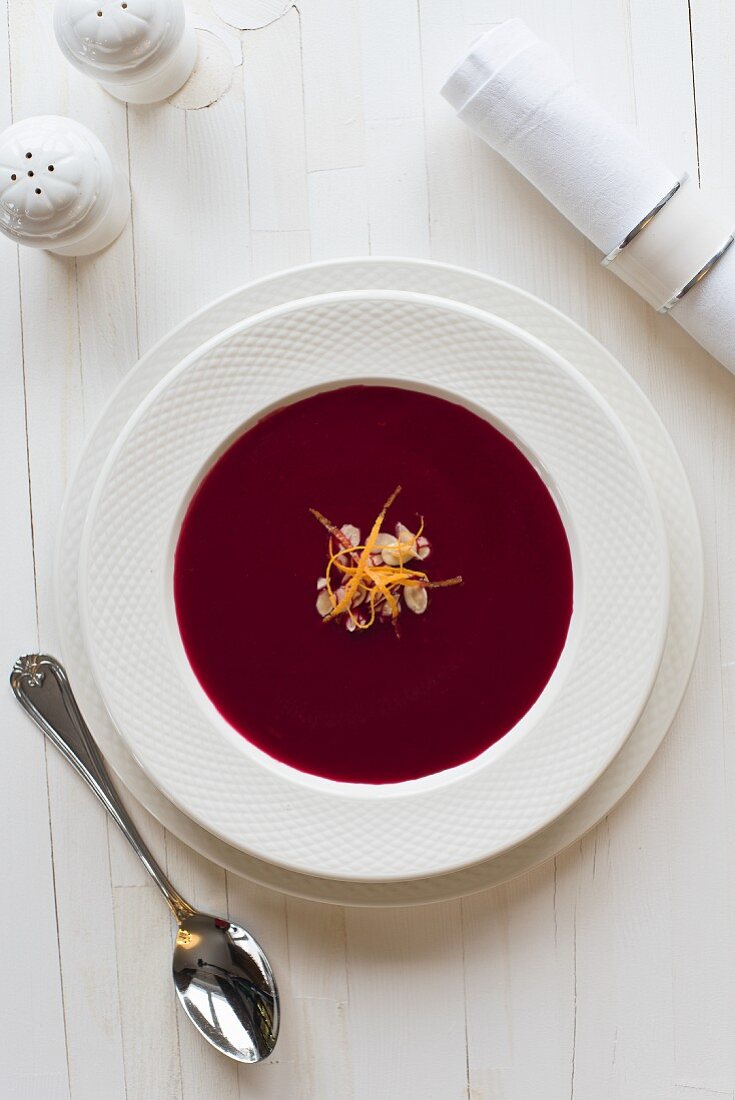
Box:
(57, 258, 702, 905)
(78, 289, 668, 881)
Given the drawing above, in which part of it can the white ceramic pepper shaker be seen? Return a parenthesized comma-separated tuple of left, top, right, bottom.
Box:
(0, 116, 130, 256)
(53, 0, 197, 104)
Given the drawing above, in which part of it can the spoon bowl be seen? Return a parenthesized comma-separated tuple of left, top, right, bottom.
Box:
(173, 912, 278, 1062)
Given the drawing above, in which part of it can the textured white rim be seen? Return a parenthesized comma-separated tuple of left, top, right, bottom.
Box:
(78, 288, 669, 881)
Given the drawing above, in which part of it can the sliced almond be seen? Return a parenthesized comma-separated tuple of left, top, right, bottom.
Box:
(316, 589, 334, 617)
(404, 586, 428, 614)
(415, 535, 431, 560)
(346, 605, 370, 631)
(379, 538, 407, 566)
(340, 523, 361, 546)
(381, 522, 420, 565)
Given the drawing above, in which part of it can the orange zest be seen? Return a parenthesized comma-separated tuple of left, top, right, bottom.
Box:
(311, 486, 463, 633)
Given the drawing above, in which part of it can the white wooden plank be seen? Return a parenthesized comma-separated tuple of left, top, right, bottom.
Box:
(112, 885, 183, 1100)
(299, 0, 364, 172)
(626, 0, 700, 175)
(567, 797, 677, 1099)
(213, 0, 293, 32)
(250, 228, 310, 277)
(358, 0, 422, 122)
(459, 0, 572, 56)
(365, 118, 431, 257)
(127, 93, 251, 351)
(344, 903, 468, 1100)
(307, 167, 369, 259)
(417, 0, 479, 267)
(242, 9, 308, 234)
(463, 861, 575, 1097)
(0, 634, 73, 1100)
(282, 898, 353, 1096)
(0, 18, 70, 1075)
(648, 374, 733, 1098)
(690, 7, 735, 1085)
(687, 0, 735, 208)
(358, 0, 430, 258)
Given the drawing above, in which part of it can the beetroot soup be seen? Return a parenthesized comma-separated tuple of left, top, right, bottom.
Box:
(173, 385, 573, 784)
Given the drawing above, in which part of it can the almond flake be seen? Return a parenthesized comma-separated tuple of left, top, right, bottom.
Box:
(405, 586, 428, 614)
(316, 589, 334, 617)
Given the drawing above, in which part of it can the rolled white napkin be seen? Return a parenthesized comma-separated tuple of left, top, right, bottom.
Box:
(442, 19, 735, 375)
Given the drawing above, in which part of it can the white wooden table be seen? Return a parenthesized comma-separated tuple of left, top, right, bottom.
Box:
(2, 2, 734, 1097)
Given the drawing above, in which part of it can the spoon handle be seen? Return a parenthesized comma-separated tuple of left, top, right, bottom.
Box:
(11, 654, 195, 919)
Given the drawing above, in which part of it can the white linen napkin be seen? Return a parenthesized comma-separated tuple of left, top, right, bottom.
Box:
(441, 18, 735, 374)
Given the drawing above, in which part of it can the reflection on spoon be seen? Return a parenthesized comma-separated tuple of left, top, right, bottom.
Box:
(173, 913, 278, 1061)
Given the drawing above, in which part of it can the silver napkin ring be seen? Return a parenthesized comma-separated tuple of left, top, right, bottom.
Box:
(659, 234, 735, 313)
(602, 174, 734, 313)
(602, 179, 682, 266)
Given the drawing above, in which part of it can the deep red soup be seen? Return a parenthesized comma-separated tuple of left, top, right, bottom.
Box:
(173, 385, 573, 784)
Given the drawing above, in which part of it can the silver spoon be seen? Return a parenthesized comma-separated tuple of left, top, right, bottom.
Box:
(11, 654, 279, 1064)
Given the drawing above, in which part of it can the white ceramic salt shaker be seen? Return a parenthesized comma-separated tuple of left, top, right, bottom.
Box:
(54, 0, 198, 104)
(0, 115, 130, 256)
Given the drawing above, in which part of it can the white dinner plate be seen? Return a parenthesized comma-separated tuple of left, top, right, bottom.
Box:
(56, 261, 699, 906)
(78, 288, 668, 881)
(56, 258, 702, 905)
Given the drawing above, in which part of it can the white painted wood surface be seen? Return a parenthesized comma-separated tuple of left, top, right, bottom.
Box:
(1, 1, 733, 1096)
